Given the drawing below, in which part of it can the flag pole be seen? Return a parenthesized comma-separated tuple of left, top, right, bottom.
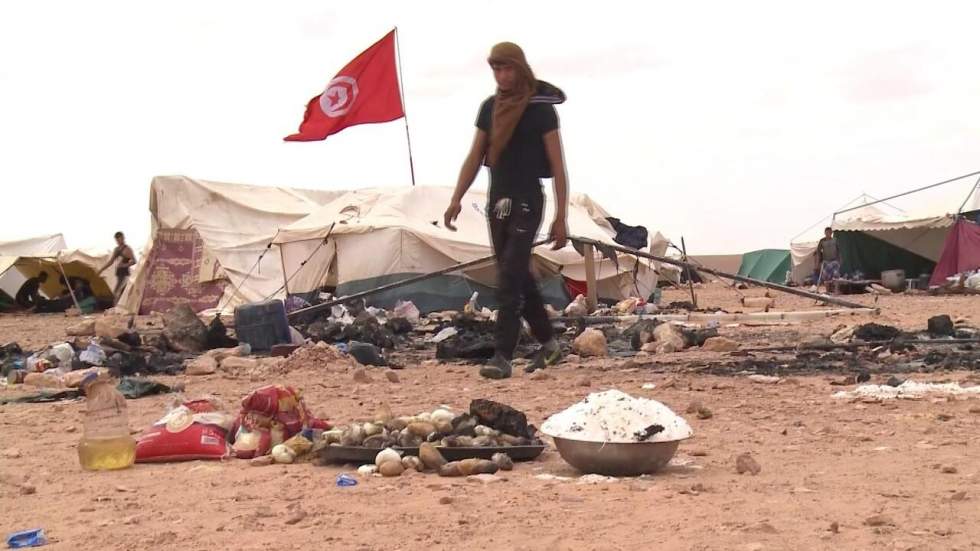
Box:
(394, 27, 417, 187)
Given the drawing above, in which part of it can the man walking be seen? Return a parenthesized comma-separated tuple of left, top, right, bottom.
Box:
(98, 231, 136, 303)
(444, 42, 569, 379)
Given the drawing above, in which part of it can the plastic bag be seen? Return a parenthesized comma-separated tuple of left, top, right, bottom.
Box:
(135, 399, 233, 463)
(79, 343, 107, 366)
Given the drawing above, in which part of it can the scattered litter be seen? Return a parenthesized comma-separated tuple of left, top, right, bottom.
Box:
(392, 300, 420, 324)
(832, 380, 980, 400)
(428, 327, 458, 343)
(577, 474, 619, 484)
(641, 383, 656, 390)
(541, 389, 692, 443)
(336, 474, 358, 487)
(6, 528, 47, 549)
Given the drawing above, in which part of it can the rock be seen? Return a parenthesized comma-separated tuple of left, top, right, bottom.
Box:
(936, 413, 953, 422)
(439, 462, 464, 477)
(491, 453, 514, 471)
(655, 342, 680, 354)
(219, 356, 259, 372)
(384, 369, 400, 383)
(970, 407, 980, 414)
(530, 370, 551, 381)
(95, 315, 133, 339)
(24, 372, 65, 388)
(863, 514, 894, 527)
(419, 443, 447, 470)
(65, 426, 77, 433)
(19, 484, 36, 495)
(407, 422, 436, 438)
(285, 510, 307, 525)
(67, 319, 97, 337)
(941, 465, 958, 474)
(951, 491, 967, 501)
(885, 375, 904, 387)
(379, 460, 405, 477)
(352, 367, 373, 384)
(572, 328, 608, 357)
(401, 456, 423, 472)
(185, 355, 218, 376)
(829, 522, 839, 533)
(2, 448, 21, 460)
(653, 323, 686, 351)
(702, 336, 740, 352)
(640, 342, 659, 353)
(577, 377, 592, 387)
(748, 374, 781, 384)
(162, 304, 208, 353)
(469, 399, 533, 439)
(458, 458, 498, 476)
(696, 407, 713, 420)
(927, 315, 955, 337)
(122, 515, 139, 525)
(283, 434, 313, 457)
(249, 455, 274, 467)
(438, 496, 453, 505)
(735, 453, 761, 475)
(685, 401, 703, 414)
(349, 341, 387, 366)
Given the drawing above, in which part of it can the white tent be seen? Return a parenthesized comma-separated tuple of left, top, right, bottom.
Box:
(118, 176, 345, 315)
(0, 233, 68, 300)
(273, 186, 668, 312)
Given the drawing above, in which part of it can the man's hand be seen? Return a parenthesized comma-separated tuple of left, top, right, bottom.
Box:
(549, 216, 568, 250)
(444, 201, 462, 231)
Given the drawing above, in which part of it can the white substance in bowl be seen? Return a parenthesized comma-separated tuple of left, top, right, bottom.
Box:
(541, 390, 693, 443)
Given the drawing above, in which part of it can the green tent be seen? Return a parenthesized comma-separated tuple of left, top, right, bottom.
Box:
(738, 249, 791, 283)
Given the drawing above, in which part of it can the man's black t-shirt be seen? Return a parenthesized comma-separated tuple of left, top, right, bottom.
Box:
(476, 98, 559, 199)
(15, 277, 42, 307)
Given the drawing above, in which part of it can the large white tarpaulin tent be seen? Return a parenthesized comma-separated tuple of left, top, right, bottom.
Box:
(118, 176, 345, 315)
(273, 186, 668, 312)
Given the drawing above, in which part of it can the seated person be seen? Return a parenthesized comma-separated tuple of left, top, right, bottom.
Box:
(15, 272, 49, 309)
(59, 275, 93, 301)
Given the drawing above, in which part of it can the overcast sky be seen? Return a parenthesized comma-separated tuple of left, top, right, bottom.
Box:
(2, 1, 978, 254)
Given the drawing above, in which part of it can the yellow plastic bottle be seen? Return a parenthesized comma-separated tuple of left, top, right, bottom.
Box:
(78, 375, 136, 471)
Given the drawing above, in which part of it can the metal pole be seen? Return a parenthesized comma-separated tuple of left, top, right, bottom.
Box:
(835, 170, 980, 217)
(394, 27, 417, 187)
(287, 239, 553, 320)
(680, 236, 697, 308)
(572, 236, 868, 309)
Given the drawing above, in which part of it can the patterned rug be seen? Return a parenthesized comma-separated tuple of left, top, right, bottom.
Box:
(139, 229, 225, 314)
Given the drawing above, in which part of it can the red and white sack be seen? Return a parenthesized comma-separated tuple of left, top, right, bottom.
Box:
(135, 399, 234, 463)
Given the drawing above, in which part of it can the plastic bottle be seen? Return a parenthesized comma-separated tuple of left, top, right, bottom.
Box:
(77, 374, 136, 471)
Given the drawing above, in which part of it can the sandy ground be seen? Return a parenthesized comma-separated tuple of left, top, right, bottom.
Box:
(2, 284, 980, 551)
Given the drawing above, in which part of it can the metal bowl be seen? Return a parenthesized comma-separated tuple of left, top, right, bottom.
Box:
(551, 437, 683, 476)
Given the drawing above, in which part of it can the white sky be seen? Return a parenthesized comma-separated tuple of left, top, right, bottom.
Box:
(2, 1, 978, 254)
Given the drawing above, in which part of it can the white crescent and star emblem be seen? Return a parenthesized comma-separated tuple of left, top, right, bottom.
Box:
(319, 76, 359, 118)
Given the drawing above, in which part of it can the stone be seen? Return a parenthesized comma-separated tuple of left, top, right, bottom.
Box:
(927, 315, 955, 337)
(379, 460, 405, 477)
(219, 356, 259, 372)
(685, 401, 703, 414)
(3, 448, 23, 459)
(352, 367, 373, 384)
(641, 342, 659, 353)
(653, 323, 686, 351)
(951, 491, 967, 501)
(162, 304, 208, 353)
(95, 315, 133, 339)
(941, 465, 958, 474)
(419, 442, 447, 470)
(67, 319, 97, 337)
(748, 374, 781, 384)
(702, 336, 740, 352)
(284, 510, 307, 525)
(577, 377, 592, 387)
(384, 369, 400, 383)
(829, 522, 839, 534)
(19, 484, 36, 495)
(696, 407, 713, 420)
(735, 453, 761, 475)
(491, 453, 514, 471)
(185, 355, 217, 376)
(655, 342, 680, 354)
(572, 328, 608, 357)
(249, 455, 273, 467)
(863, 514, 894, 527)
(438, 496, 453, 505)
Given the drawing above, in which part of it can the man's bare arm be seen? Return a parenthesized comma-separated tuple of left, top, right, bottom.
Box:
(543, 129, 568, 249)
(444, 129, 489, 230)
(99, 249, 121, 274)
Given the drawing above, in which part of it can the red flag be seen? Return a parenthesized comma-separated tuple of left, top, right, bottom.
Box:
(285, 30, 404, 141)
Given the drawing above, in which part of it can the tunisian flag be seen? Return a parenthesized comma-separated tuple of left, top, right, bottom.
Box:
(285, 31, 404, 141)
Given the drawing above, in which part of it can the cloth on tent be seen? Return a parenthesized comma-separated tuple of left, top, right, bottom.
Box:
(605, 217, 649, 250)
(929, 219, 980, 286)
(139, 229, 225, 314)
